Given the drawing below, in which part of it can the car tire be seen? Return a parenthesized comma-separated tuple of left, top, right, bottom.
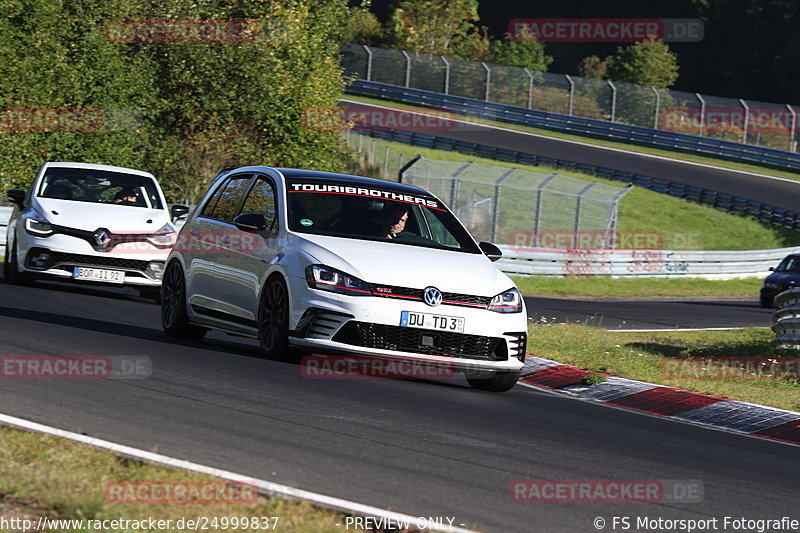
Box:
(4, 243, 31, 286)
(161, 261, 207, 340)
(258, 276, 290, 358)
(466, 371, 520, 392)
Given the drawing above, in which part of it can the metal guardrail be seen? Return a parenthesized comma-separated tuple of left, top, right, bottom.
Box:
(498, 244, 797, 279)
(349, 127, 800, 232)
(0, 204, 792, 279)
(772, 289, 800, 349)
(346, 80, 800, 173)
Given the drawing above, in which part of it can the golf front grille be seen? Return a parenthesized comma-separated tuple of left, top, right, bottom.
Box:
(332, 321, 504, 360)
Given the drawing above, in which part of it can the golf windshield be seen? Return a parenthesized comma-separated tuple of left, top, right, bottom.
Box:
(286, 180, 481, 254)
(37, 167, 164, 209)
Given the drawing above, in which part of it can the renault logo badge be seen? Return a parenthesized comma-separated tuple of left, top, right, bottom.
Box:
(93, 229, 112, 249)
(423, 286, 443, 307)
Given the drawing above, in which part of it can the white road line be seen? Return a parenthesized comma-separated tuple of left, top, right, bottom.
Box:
(0, 412, 475, 533)
(340, 98, 800, 186)
(612, 326, 767, 332)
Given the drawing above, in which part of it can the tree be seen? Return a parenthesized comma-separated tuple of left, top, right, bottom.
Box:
(388, 0, 482, 56)
(0, 0, 351, 201)
(490, 33, 552, 72)
(341, 4, 384, 46)
(605, 36, 679, 89)
(578, 55, 610, 80)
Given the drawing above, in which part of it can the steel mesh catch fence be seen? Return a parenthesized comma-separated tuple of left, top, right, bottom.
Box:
(401, 158, 631, 247)
(341, 45, 799, 151)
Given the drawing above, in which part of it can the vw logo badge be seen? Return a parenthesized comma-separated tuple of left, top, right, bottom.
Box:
(94, 229, 111, 249)
(423, 286, 443, 307)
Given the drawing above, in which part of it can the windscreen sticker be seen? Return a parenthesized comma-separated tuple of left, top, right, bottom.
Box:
(300, 218, 313, 226)
(288, 183, 442, 210)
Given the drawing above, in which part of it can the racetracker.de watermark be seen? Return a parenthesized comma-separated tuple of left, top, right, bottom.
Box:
(509, 479, 703, 503)
(0, 108, 103, 132)
(508, 229, 704, 252)
(104, 19, 261, 43)
(509, 18, 704, 42)
(0, 356, 151, 379)
(104, 481, 258, 504)
(300, 355, 459, 380)
(661, 108, 798, 133)
(662, 357, 800, 380)
(302, 106, 458, 132)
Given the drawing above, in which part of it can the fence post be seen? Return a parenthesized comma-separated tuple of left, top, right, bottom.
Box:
(533, 174, 558, 247)
(606, 186, 633, 248)
(739, 99, 750, 144)
(481, 62, 491, 102)
(441, 56, 450, 94)
(491, 168, 516, 242)
(652, 87, 661, 129)
(525, 68, 535, 110)
(401, 50, 412, 88)
(696, 93, 706, 136)
(607, 81, 617, 122)
(450, 162, 474, 207)
(383, 146, 390, 177)
(565, 75, 575, 115)
(362, 45, 373, 82)
(397, 155, 421, 183)
(574, 182, 598, 248)
(788, 105, 797, 152)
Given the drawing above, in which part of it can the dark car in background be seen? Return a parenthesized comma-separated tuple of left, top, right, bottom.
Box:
(760, 254, 800, 307)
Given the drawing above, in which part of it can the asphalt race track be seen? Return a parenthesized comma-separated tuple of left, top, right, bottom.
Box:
(524, 296, 773, 330)
(1, 278, 797, 532)
(342, 100, 800, 213)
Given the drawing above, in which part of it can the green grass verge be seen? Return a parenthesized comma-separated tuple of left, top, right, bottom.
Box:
(344, 94, 800, 183)
(527, 324, 800, 412)
(359, 137, 800, 251)
(513, 276, 761, 298)
(0, 426, 369, 533)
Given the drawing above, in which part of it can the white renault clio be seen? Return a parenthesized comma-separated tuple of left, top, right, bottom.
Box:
(161, 167, 527, 391)
(4, 162, 185, 298)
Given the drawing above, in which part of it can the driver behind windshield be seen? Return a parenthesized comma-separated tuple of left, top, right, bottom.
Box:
(380, 204, 409, 239)
(114, 187, 140, 205)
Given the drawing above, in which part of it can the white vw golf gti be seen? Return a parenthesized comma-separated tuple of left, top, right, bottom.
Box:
(5, 162, 186, 298)
(161, 167, 527, 391)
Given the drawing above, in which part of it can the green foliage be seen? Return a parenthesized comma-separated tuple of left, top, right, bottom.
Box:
(605, 36, 679, 89)
(0, 0, 350, 202)
(490, 33, 552, 72)
(578, 55, 609, 80)
(341, 6, 384, 46)
(387, 0, 482, 57)
(581, 374, 607, 386)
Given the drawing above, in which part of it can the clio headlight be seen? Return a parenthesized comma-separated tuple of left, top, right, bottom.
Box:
(23, 210, 54, 237)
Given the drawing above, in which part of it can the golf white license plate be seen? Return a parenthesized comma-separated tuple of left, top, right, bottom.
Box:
(72, 267, 125, 284)
(400, 311, 465, 333)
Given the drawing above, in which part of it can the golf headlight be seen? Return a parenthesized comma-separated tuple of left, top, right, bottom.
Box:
(488, 288, 523, 313)
(24, 211, 54, 237)
(305, 265, 372, 296)
(763, 282, 779, 289)
(146, 224, 177, 247)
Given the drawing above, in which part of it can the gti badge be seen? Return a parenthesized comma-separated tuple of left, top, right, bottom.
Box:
(93, 228, 112, 250)
(423, 286, 443, 307)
